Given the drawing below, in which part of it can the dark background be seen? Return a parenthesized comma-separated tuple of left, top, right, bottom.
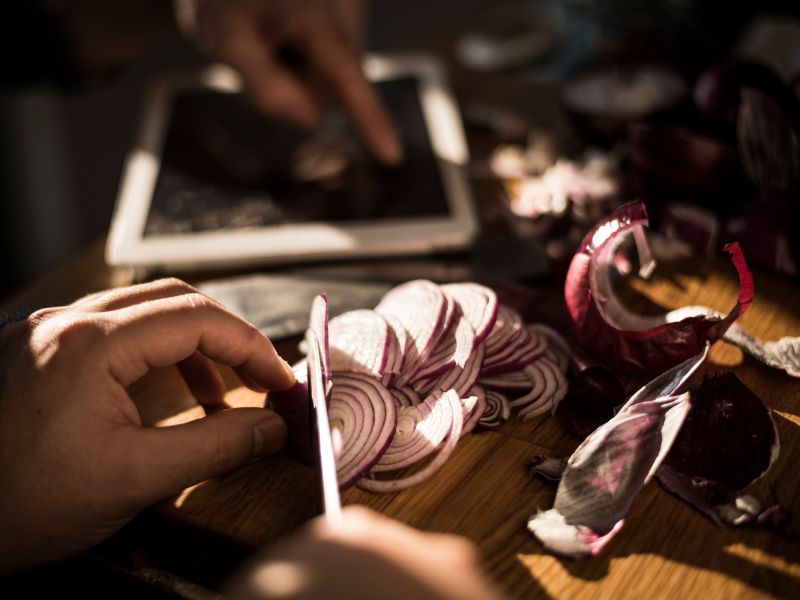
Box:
(1, 0, 797, 301)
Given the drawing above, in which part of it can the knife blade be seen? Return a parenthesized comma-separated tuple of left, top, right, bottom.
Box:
(306, 323, 342, 525)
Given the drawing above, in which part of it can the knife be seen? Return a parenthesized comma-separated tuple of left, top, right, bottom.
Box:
(306, 324, 343, 525)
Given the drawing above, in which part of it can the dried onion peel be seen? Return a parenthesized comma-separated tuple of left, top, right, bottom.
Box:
(564, 201, 754, 374)
(527, 346, 708, 557)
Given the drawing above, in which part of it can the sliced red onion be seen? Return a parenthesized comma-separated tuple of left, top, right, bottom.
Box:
(527, 346, 708, 557)
(484, 306, 525, 357)
(382, 315, 408, 386)
(656, 372, 784, 530)
(371, 389, 454, 472)
(411, 310, 471, 384)
(358, 390, 463, 493)
(461, 389, 485, 436)
(329, 309, 393, 380)
(329, 372, 397, 489)
(441, 282, 499, 345)
(287, 280, 577, 494)
(478, 368, 538, 393)
(481, 325, 544, 376)
(565, 201, 754, 374)
(376, 280, 448, 378)
(417, 342, 484, 399)
(528, 324, 571, 371)
(390, 386, 421, 409)
(515, 357, 568, 420)
(478, 389, 511, 429)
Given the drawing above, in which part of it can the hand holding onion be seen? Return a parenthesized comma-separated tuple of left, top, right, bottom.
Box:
(0, 279, 295, 574)
(230, 506, 505, 600)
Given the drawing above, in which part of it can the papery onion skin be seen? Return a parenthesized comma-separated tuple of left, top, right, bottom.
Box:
(661, 372, 779, 492)
(528, 347, 707, 557)
(565, 201, 754, 375)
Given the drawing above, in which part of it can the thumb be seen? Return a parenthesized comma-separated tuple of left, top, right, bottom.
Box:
(126, 408, 287, 505)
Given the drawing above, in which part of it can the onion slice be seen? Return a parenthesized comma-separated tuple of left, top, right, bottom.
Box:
(371, 389, 455, 472)
(358, 390, 464, 493)
(478, 389, 511, 429)
(441, 282, 499, 345)
(375, 280, 447, 377)
(564, 201, 754, 374)
(329, 309, 394, 380)
(329, 372, 397, 489)
(527, 346, 708, 557)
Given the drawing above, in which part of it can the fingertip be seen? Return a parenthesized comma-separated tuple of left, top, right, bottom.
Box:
(251, 86, 321, 130)
(377, 134, 404, 166)
(278, 357, 297, 389)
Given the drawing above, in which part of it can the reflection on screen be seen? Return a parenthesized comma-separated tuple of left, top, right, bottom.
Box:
(144, 78, 450, 237)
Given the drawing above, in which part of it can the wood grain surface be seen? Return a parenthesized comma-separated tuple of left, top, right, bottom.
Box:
(154, 256, 800, 599)
(3, 244, 799, 599)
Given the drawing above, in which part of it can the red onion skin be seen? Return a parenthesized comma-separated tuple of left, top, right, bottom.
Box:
(528, 348, 706, 557)
(565, 201, 754, 375)
(663, 372, 777, 492)
(266, 378, 314, 465)
(562, 353, 626, 439)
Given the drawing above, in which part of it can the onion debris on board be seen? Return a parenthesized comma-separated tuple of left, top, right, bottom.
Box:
(269, 281, 573, 492)
(723, 321, 800, 379)
(656, 371, 786, 531)
(527, 346, 708, 557)
(564, 201, 754, 375)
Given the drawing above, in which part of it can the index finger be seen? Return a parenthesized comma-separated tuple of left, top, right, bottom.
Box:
(103, 293, 295, 391)
(303, 16, 402, 164)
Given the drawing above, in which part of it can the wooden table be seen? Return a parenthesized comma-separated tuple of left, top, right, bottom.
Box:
(4, 238, 799, 599)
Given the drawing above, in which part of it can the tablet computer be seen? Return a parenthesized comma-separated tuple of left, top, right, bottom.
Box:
(105, 55, 478, 271)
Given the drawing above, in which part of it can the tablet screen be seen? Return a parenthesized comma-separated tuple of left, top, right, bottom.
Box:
(143, 78, 450, 237)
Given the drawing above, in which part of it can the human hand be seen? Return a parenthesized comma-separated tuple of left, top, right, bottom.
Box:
(230, 506, 505, 600)
(0, 278, 295, 574)
(188, 0, 402, 164)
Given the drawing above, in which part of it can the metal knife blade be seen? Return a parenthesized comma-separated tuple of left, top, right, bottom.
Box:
(306, 327, 342, 524)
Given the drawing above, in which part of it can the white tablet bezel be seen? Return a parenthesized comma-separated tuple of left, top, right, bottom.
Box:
(105, 54, 477, 271)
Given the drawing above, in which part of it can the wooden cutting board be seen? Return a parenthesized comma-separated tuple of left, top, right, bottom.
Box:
(130, 256, 800, 599)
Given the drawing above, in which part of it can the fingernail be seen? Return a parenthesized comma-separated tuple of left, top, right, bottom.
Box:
(253, 416, 287, 456)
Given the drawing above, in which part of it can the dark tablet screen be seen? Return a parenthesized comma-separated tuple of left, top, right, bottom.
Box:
(143, 78, 450, 237)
